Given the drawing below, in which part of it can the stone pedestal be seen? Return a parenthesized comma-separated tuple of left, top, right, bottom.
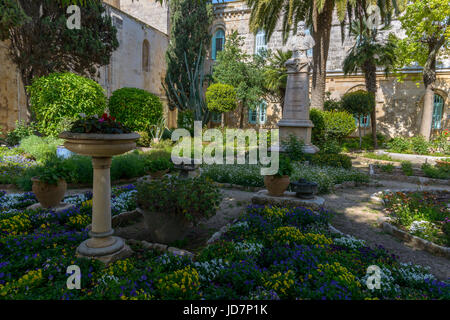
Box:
(76, 157, 132, 263)
(277, 51, 319, 154)
(58, 132, 140, 265)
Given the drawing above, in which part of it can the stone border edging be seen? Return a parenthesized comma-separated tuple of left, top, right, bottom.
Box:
(126, 239, 194, 259)
(370, 189, 450, 259)
(375, 150, 448, 165)
(371, 173, 449, 186)
(377, 217, 450, 259)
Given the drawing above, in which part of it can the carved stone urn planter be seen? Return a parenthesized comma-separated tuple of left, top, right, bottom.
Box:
(264, 175, 290, 197)
(31, 177, 67, 208)
(59, 132, 140, 263)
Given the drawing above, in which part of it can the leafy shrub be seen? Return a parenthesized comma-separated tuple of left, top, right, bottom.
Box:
(401, 161, 414, 176)
(28, 72, 107, 136)
(136, 131, 152, 147)
(341, 91, 374, 118)
(322, 110, 357, 141)
(411, 135, 430, 155)
(318, 139, 341, 155)
(386, 137, 412, 153)
(379, 163, 395, 173)
(33, 155, 73, 185)
(323, 92, 342, 111)
(5, 121, 37, 147)
(421, 163, 450, 180)
(143, 157, 174, 173)
(276, 154, 293, 176)
(206, 83, 237, 113)
(109, 87, 163, 132)
(136, 176, 222, 225)
(310, 153, 352, 170)
(19, 135, 63, 161)
(310, 109, 356, 144)
(310, 109, 325, 144)
(282, 134, 305, 161)
(177, 110, 194, 135)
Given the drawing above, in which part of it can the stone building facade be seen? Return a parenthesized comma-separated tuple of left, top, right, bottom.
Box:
(207, 1, 450, 138)
(1, 0, 448, 137)
(0, 1, 176, 132)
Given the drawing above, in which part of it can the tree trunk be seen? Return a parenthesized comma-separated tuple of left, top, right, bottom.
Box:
(419, 39, 442, 141)
(420, 82, 435, 141)
(239, 103, 244, 129)
(358, 122, 362, 150)
(310, 0, 334, 110)
(363, 61, 378, 149)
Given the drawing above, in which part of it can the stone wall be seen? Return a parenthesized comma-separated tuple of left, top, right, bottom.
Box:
(119, 0, 170, 35)
(0, 42, 29, 132)
(0, 2, 175, 133)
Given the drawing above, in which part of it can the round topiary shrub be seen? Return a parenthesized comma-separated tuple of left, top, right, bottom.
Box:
(322, 110, 357, 142)
(310, 108, 326, 144)
(206, 83, 237, 113)
(28, 72, 107, 136)
(108, 87, 163, 132)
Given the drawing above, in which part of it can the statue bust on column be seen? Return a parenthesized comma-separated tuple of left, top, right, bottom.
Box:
(277, 32, 319, 154)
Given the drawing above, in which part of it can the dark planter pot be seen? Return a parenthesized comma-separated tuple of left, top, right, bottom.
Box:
(264, 175, 290, 197)
(31, 178, 67, 208)
(290, 179, 318, 199)
(137, 207, 192, 244)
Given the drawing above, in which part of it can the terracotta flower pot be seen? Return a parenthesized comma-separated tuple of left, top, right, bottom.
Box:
(264, 175, 290, 197)
(149, 169, 169, 180)
(137, 207, 191, 244)
(31, 178, 67, 208)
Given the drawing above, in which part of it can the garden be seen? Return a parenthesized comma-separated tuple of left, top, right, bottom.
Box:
(1, 188, 449, 300)
(382, 191, 450, 247)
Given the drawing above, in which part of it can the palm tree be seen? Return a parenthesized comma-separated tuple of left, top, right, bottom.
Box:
(263, 49, 293, 110)
(247, 0, 335, 110)
(246, 0, 406, 111)
(342, 19, 397, 149)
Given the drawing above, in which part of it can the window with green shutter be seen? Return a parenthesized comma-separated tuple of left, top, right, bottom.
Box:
(432, 94, 444, 130)
(212, 29, 225, 61)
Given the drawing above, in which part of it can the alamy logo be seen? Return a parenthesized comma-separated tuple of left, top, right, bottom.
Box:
(365, 265, 381, 290)
(66, 265, 81, 290)
(66, 5, 81, 30)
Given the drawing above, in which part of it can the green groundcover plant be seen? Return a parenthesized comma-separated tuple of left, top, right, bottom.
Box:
(201, 162, 369, 194)
(383, 191, 450, 246)
(0, 194, 448, 300)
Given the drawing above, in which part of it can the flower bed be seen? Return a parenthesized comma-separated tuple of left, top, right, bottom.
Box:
(201, 163, 369, 194)
(382, 191, 449, 247)
(0, 192, 448, 300)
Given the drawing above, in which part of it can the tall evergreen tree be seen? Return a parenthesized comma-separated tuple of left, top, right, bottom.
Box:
(164, 0, 213, 111)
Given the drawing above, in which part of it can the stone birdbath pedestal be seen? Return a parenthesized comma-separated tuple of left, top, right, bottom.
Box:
(59, 126, 140, 264)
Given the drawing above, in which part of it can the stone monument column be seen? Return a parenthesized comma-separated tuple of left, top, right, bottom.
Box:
(277, 34, 319, 154)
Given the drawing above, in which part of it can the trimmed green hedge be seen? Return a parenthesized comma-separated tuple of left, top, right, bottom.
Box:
(109, 87, 163, 132)
(28, 72, 107, 136)
(206, 83, 237, 113)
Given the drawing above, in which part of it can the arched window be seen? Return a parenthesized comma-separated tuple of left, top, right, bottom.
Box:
(355, 115, 371, 128)
(259, 100, 267, 124)
(212, 29, 225, 60)
(142, 39, 150, 72)
(255, 29, 267, 55)
(248, 100, 267, 125)
(432, 94, 444, 129)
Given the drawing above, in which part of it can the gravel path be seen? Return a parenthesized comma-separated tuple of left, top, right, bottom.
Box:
(322, 180, 449, 280)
